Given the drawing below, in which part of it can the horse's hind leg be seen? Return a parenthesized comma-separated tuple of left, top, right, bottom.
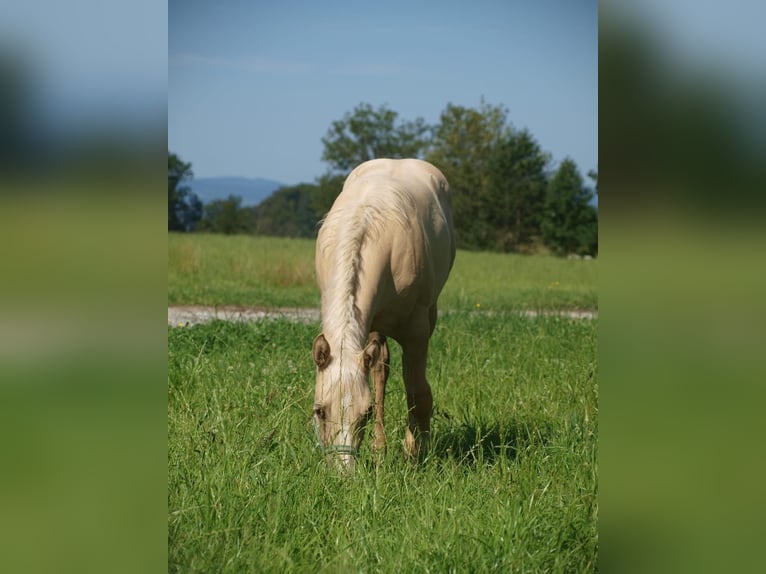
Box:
(368, 332, 389, 454)
(400, 307, 434, 461)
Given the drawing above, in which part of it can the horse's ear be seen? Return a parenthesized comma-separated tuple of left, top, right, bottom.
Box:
(363, 338, 381, 370)
(312, 334, 331, 369)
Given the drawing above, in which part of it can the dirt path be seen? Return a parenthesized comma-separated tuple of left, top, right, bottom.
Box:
(168, 306, 596, 326)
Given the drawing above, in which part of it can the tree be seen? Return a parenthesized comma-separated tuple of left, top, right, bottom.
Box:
(252, 184, 320, 238)
(588, 169, 598, 196)
(321, 103, 430, 173)
(427, 99, 512, 249)
(486, 129, 550, 251)
(542, 159, 598, 255)
(198, 195, 248, 235)
(314, 100, 595, 256)
(168, 152, 202, 231)
(309, 173, 346, 221)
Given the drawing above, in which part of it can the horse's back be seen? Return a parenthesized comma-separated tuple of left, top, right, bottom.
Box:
(335, 158, 452, 236)
(317, 159, 455, 328)
(345, 158, 448, 193)
(322, 158, 453, 265)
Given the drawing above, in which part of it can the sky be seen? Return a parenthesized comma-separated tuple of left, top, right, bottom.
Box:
(169, 0, 597, 185)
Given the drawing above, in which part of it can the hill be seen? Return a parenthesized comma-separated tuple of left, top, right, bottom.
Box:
(188, 176, 284, 206)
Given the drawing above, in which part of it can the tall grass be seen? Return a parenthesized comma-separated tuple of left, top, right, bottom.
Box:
(168, 234, 318, 308)
(168, 233, 597, 310)
(168, 313, 597, 572)
(441, 249, 597, 310)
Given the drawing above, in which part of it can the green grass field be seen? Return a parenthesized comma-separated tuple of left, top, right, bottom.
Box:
(168, 321, 598, 569)
(168, 233, 597, 311)
(168, 233, 597, 572)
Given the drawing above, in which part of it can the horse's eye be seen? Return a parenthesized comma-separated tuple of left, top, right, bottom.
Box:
(313, 405, 325, 420)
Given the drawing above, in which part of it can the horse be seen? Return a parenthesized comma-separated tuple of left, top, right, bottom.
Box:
(311, 158, 455, 469)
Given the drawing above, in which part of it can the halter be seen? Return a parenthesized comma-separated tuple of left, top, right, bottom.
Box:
(313, 416, 359, 457)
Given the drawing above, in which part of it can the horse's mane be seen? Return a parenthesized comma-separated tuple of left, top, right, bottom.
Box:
(318, 180, 415, 357)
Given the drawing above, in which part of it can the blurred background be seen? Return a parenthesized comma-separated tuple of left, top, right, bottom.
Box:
(0, 2, 166, 573)
(599, 2, 766, 572)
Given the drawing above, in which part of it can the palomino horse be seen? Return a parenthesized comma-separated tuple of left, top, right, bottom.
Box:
(312, 158, 455, 469)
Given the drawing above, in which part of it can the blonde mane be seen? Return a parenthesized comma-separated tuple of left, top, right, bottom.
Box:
(318, 180, 414, 358)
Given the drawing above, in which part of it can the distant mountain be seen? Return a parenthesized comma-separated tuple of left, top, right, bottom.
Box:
(187, 176, 285, 207)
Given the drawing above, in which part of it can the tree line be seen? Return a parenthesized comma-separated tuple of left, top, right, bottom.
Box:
(169, 100, 597, 255)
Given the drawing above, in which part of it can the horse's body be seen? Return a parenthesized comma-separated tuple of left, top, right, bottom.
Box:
(312, 158, 455, 468)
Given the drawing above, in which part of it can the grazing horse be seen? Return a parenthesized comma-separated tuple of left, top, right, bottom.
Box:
(312, 158, 455, 469)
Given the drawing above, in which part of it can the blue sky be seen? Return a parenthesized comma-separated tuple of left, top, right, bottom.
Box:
(169, 0, 597, 185)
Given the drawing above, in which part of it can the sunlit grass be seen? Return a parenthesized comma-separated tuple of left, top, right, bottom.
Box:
(168, 233, 597, 310)
(440, 248, 597, 310)
(168, 234, 318, 308)
(168, 314, 597, 572)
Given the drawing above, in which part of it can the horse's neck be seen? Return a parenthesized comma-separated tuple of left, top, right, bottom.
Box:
(320, 218, 380, 357)
(321, 286, 369, 359)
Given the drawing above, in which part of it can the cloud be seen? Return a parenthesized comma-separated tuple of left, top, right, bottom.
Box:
(170, 54, 414, 78)
(328, 63, 408, 77)
(169, 53, 310, 75)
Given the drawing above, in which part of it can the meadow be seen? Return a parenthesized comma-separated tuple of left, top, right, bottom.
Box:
(168, 233, 598, 311)
(168, 233, 598, 573)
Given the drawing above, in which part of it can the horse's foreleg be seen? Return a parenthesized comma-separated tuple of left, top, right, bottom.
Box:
(403, 350, 432, 461)
(401, 309, 433, 461)
(368, 332, 389, 454)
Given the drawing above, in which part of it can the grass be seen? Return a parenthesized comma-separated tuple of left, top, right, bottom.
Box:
(168, 313, 598, 573)
(168, 233, 597, 311)
(168, 232, 598, 571)
(442, 249, 597, 311)
(168, 234, 318, 308)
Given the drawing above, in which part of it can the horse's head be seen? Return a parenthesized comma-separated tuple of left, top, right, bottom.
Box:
(311, 333, 383, 470)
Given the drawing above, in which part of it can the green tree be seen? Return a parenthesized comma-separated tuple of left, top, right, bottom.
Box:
(252, 184, 320, 238)
(542, 159, 598, 255)
(309, 173, 346, 221)
(198, 195, 249, 235)
(168, 152, 202, 231)
(588, 169, 598, 195)
(486, 129, 550, 251)
(427, 99, 511, 249)
(321, 103, 430, 173)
